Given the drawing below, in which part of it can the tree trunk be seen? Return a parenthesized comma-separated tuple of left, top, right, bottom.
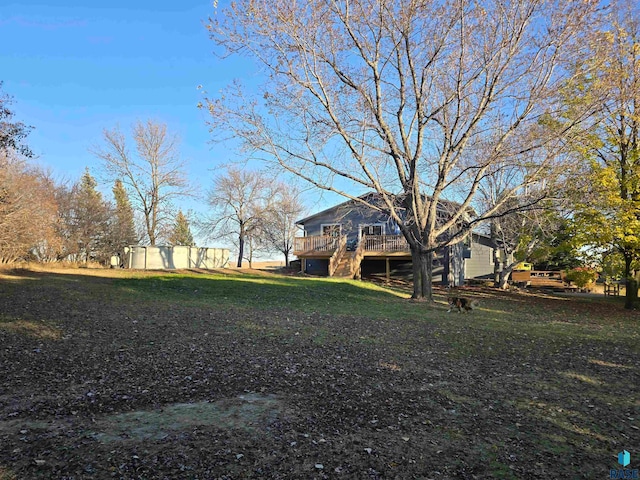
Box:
(498, 260, 516, 290)
(624, 253, 632, 280)
(283, 252, 290, 267)
(493, 255, 501, 286)
(146, 204, 157, 246)
(624, 253, 638, 310)
(411, 249, 434, 302)
(237, 235, 244, 268)
(491, 223, 501, 286)
(626, 278, 638, 310)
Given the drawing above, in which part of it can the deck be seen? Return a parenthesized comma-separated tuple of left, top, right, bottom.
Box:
(511, 270, 578, 292)
(293, 235, 343, 257)
(294, 234, 412, 279)
(293, 234, 411, 258)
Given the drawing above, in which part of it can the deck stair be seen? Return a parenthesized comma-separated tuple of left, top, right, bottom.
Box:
(332, 256, 354, 278)
(330, 235, 368, 279)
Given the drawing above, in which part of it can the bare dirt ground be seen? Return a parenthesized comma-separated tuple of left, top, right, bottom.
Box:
(0, 267, 638, 479)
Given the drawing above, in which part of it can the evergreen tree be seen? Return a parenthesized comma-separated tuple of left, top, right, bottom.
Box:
(168, 210, 194, 246)
(111, 179, 138, 253)
(60, 169, 110, 263)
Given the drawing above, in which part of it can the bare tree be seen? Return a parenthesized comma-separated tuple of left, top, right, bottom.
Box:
(477, 164, 574, 289)
(0, 154, 61, 263)
(204, 167, 273, 267)
(92, 120, 190, 245)
(489, 208, 567, 289)
(260, 185, 305, 267)
(205, 0, 600, 301)
(0, 85, 57, 262)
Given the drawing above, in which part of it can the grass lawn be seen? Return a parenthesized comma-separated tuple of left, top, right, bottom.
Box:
(0, 267, 638, 479)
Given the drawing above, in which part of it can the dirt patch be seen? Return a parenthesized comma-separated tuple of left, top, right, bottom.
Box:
(0, 394, 284, 445)
(90, 394, 284, 442)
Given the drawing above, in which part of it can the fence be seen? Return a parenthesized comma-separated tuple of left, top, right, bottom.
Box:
(123, 246, 230, 270)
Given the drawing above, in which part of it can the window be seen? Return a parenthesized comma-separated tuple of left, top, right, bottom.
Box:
(321, 224, 341, 237)
(360, 224, 384, 236)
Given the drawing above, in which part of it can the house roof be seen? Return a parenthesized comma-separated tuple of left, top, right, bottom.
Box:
(295, 193, 377, 226)
(296, 192, 470, 226)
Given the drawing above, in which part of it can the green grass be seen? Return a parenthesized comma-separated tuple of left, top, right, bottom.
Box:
(111, 270, 640, 350)
(114, 271, 425, 318)
(6, 267, 638, 352)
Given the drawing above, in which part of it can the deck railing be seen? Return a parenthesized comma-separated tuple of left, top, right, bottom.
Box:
(364, 235, 410, 252)
(295, 234, 410, 255)
(294, 235, 341, 254)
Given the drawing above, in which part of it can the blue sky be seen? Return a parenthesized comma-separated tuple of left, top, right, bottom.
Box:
(1, 0, 257, 209)
(1, 0, 350, 254)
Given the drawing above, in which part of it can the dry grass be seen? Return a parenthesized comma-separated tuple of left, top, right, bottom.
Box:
(0, 266, 638, 479)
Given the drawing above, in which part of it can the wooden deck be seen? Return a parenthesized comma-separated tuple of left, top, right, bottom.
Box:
(511, 270, 578, 292)
(294, 234, 412, 278)
(294, 234, 410, 258)
(293, 235, 342, 257)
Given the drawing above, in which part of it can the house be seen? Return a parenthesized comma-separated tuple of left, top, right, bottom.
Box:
(293, 194, 499, 284)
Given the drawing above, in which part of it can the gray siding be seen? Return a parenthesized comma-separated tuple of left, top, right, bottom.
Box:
(301, 201, 398, 243)
(464, 236, 494, 279)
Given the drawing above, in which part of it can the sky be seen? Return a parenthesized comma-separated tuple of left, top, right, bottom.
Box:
(0, 0, 274, 243)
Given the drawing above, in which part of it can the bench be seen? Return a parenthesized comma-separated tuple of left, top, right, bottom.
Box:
(604, 283, 621, 297)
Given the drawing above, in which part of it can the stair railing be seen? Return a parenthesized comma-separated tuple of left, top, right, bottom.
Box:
(348, 234, 367, 278)
(328, 235, 347, 277)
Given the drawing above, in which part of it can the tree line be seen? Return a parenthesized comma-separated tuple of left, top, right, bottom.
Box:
(0, 91, 303, 267)
(3, 0, 640, 308)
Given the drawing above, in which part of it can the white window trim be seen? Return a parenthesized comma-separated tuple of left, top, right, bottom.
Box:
(320, 223, 342, 236)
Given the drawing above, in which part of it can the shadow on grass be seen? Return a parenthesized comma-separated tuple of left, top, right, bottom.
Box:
(0, 267, 448, 324)
(112, 271, 427, 320)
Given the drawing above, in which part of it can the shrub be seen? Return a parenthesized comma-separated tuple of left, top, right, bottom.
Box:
(564, 267, 598, 289)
